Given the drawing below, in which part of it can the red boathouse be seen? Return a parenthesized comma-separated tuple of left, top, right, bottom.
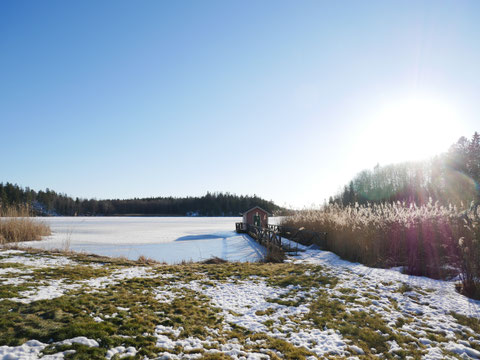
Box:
(241, 206, 271, 228)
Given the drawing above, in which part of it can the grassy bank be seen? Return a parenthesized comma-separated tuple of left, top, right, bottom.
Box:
(282, 201, 480, 299)
(0, 248, 479, 359)
(0, 205, 51, 244)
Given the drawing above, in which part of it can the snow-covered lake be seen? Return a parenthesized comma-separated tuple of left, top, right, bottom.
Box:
(21, 217, 270, 264)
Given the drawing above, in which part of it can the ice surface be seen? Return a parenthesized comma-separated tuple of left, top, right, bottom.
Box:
(17, 217, 268, 263)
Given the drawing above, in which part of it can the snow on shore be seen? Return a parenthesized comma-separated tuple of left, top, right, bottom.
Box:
(0, 247, 479, 359)
(294, 248, 480, 319)
(178, 279, 347, 357)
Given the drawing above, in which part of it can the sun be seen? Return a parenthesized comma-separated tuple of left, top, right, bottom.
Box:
(364, 94, 464, 164)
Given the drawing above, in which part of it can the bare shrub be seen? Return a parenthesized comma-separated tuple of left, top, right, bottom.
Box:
(137, 255, 160, 265)
(263, 244, 286, 263)
(202, 256, 228, 264)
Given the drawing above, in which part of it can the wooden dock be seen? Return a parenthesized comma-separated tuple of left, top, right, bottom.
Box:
(235, 222, 327, 251)
(236, 222, 282, 247)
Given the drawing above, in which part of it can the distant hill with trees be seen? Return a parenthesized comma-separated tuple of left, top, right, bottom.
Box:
(0, 185, 284, 217)
(331, 132, 480, 208)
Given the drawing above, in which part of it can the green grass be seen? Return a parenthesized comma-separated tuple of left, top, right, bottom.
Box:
(305, 291, 423, 357)
(450, 311, 480, 341)
(0, 262, 26, 269)
(0, 281, 38, 299)
(0, 252, 343, 359)
(0, 281, 223, 358)
(451, 312, 480, 332)
(31, 265, 112, 281)
(397, 282, 413, 294)
(1, 249, 479, 360)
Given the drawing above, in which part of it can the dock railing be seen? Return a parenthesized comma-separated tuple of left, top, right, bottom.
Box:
(267, 224, 327, 248)
(235, 222, 327, 250)
(236, 223, 282, 247)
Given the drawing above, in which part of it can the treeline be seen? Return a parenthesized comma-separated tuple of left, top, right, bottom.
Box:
(331, 132, 480, 208)
(0, 185, 283, 216)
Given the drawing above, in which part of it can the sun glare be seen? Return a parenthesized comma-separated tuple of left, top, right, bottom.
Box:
(365, 94, 465, 164)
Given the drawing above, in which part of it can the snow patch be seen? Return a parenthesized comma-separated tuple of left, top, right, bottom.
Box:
(9, 280, 81, 304)
(55, 336, 99, 347)
(106, 346, 137, 359)
(0, 339, 82, 360)
(177, 279, 348, 357)
(0, 255, 77, 268)
(81, 266, 156, 290)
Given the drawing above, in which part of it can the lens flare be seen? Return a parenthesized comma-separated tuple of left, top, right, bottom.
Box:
(362, 94, 466, 164)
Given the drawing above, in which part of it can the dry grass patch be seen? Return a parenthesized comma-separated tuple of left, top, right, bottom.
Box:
(0, 206, 51, 243)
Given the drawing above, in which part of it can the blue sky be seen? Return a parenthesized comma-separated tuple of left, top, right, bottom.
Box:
(1, 1, 479, 208)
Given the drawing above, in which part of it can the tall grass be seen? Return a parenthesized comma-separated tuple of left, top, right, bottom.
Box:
(282, 200, 480, 299)
(0, 205, 51, 244)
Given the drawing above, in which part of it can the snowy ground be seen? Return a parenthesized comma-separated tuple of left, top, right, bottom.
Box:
(17, 217, 271, 263)
(0, 246, 479, 359)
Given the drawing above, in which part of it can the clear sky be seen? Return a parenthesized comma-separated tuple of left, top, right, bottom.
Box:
(1, 1, 479, 208)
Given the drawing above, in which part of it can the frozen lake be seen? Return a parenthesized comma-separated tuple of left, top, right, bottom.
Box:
(21, 217, 271, 264)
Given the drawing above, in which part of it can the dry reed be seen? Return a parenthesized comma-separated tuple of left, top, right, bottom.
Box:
(0, 205, 51, 244)
(282, 200, 480, 298)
